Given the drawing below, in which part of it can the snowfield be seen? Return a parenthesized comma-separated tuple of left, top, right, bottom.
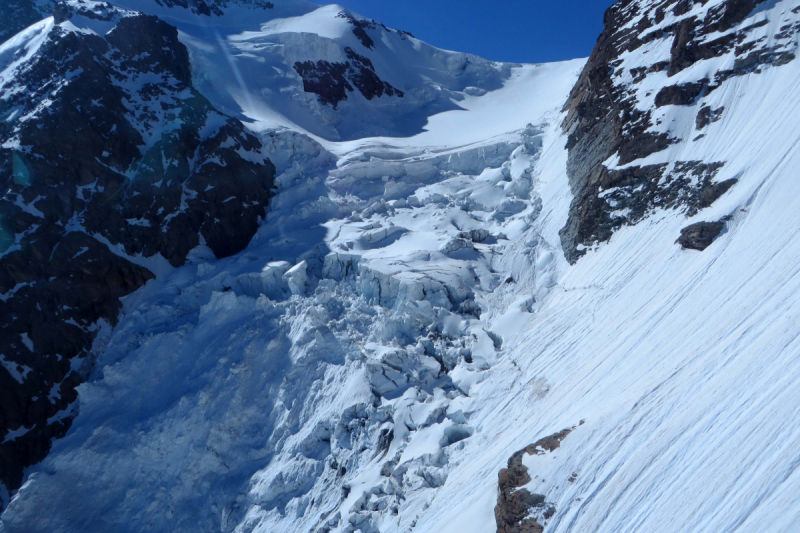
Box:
(2, 0, 800, 532)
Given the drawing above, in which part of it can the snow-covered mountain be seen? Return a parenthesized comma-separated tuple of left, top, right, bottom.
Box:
(2, 0, 800, 532)
(106, 0, 516, 141)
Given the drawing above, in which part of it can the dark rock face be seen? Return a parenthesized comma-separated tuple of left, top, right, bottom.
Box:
(655, 81, 707, 107)
(0, 0, 275, 504)
(495, 428, 573, 533)
(560, 0, 797, 263)
(294, 47, 403, 109)
(294, 60, 352, 108)
(344, 48, 403, 101)
(677, 220, 725, 250)
(336, 12, 376, 49)
(696, 105, 725, 129)
(560, 160, 737, 253)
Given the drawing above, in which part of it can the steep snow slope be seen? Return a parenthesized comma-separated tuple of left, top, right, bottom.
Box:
(3, 0, 800, 532)
(426, 46, 800, 533)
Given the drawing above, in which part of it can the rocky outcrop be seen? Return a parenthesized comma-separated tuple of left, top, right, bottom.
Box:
(291, 10, 418, 110)
(696, 105, 725, 129)
(495, 428, 574, 533)
(562, 160, 738, 251)
(294, 47, 404, 109)
(559, 0, 797, 263)
(654, 81, 707, 107)
(677, 220, 726, 250)
(0, 0, 275, 503)
(337, 11, 377, 49)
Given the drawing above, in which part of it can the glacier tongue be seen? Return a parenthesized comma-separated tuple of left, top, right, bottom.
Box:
(0, 58, 585, 532)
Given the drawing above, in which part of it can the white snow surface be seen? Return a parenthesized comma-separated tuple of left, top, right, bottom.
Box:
(3, 0, 800, 532)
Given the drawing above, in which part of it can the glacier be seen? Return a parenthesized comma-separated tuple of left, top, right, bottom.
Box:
(2, 0, 800, 532)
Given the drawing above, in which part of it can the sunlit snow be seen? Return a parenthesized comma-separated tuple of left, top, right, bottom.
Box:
(2, 0, 800, 532)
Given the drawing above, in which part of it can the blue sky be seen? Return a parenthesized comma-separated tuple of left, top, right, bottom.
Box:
(334, 0, 614, 63)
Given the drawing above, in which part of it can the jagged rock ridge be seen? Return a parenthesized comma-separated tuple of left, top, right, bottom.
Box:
(152, 0, 275, 16)
(559, 0, 799, 262)
(294, 46, 404, 109)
